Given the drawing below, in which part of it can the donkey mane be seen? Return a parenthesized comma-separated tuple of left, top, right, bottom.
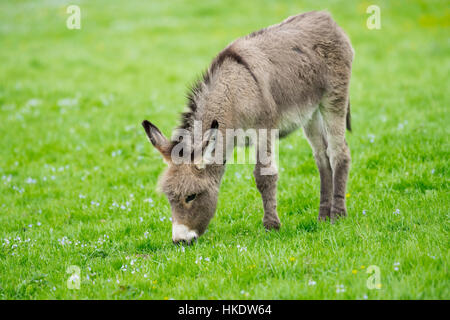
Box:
(177, 45, 259, 134)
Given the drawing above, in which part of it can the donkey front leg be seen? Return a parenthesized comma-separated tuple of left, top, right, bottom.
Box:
(254, 162, 281, 230)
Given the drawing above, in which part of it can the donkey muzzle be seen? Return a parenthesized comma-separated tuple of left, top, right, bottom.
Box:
(172, 223, 198, 245)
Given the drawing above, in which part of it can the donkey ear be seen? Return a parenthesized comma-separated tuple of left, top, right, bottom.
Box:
(196, 120, 219, 169)
(142, 120, 172, 162)
(210, 119, 219, 130)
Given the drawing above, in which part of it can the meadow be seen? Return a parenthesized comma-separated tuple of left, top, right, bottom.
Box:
(0, 0, 448, 299)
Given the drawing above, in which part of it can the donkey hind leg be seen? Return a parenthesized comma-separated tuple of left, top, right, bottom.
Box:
(320, 95, 351, 222)
(303, 110, 333, 221)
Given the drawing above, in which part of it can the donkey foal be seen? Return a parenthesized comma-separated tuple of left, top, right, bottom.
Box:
(142, 11, 354, 244)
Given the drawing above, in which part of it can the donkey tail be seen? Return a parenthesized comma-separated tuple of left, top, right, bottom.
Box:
(346, 99, 352, 132)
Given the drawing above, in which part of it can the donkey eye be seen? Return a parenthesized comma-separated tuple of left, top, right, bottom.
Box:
(185, 194, 196, 203)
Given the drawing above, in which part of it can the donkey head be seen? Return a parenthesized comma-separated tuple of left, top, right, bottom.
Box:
(142, 120, 224, 245)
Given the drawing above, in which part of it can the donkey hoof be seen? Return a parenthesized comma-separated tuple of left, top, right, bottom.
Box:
(263, 219, 281, 231)
(330, 209, 347, 223)
(318, 207, 331, 221)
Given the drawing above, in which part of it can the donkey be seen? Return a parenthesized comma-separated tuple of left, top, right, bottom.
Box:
(142, 11, 354, 244)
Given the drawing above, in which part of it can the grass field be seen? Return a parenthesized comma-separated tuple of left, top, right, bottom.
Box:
(0, 0, 448, 299)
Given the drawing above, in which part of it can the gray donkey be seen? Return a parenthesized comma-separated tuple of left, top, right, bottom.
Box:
(142, 11, 354, 244)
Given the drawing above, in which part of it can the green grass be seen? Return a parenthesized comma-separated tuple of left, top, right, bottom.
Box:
(0, 0, 448, 299)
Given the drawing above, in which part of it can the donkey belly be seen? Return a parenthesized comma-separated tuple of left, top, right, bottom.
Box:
(278, 103, 317, 138)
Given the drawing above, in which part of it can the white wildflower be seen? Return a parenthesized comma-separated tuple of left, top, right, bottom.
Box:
(308, 280, 316, 286)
